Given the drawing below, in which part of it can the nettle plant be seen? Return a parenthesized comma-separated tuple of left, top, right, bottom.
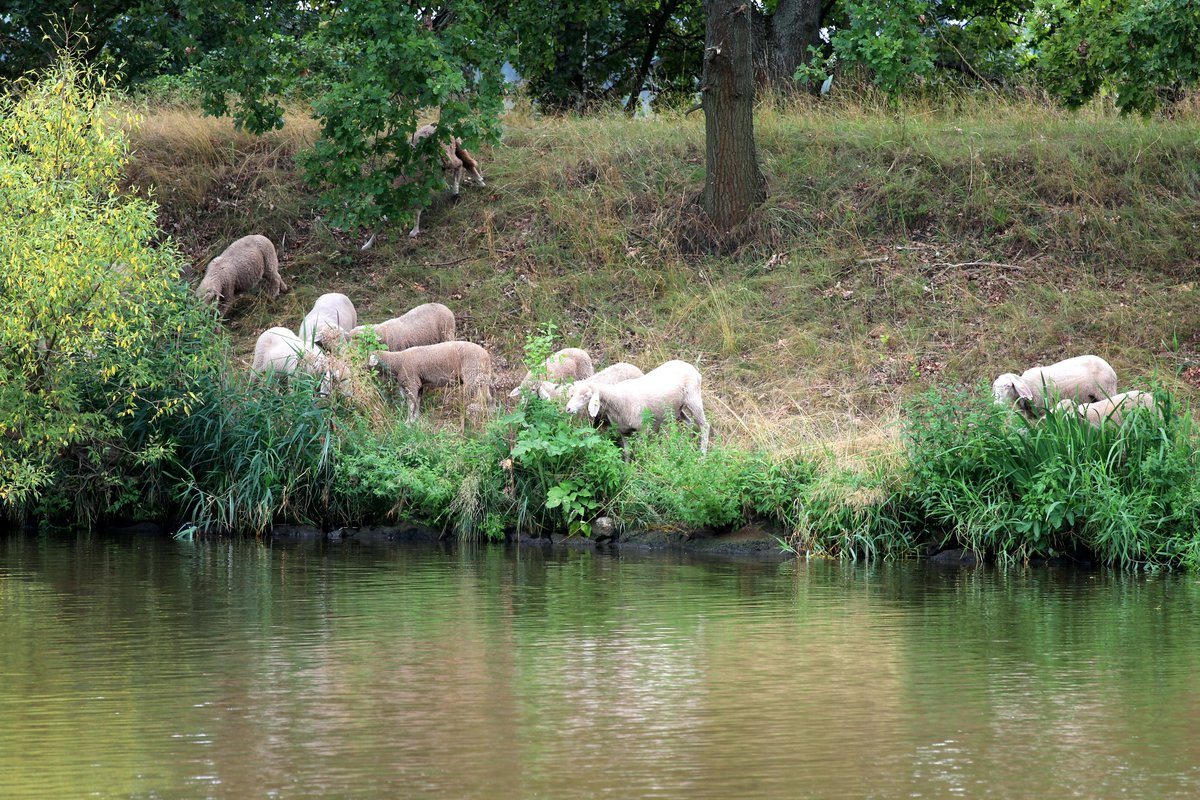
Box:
(505, 324, 626, 536)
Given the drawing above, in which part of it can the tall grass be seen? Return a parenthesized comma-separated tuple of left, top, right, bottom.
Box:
(166, 374, 335, 534)
(904, 388, 1200, 568)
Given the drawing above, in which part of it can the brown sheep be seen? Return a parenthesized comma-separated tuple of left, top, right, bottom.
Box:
(347, 302, 455, 352)
(196, 235, 287, 316)
(368, 341, 492, 421)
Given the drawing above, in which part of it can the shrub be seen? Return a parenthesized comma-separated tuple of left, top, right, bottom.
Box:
(903, 387, 1200, 568)
(0, 52, 220, 525)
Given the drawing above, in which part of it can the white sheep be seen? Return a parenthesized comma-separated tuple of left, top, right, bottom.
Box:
(992, 355, 1118, 417)
(197, 234, 287, 316)
(564, 359, 709, 459)
(1055, 391, 1157, 429)
(251, 326, 339, 395)
(368, 341, 492, 420)
(509, 347, 595, 398)
(299, 293, 357, 349)
(347, 302, 456, 352)
(535, 361, 645, 401)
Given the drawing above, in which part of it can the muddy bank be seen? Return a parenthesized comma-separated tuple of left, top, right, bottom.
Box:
(268, 520, 795, 560)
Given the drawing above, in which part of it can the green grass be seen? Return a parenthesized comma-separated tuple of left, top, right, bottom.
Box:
(123, 96, 1200, 468)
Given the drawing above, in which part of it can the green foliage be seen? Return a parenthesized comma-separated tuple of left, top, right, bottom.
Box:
(904, 387, 1200, 568)
(182, 0, 505, 231)
(505, 395, 627, 535)
(831, 0, 936, 100)
(619, 419, 749, 530)
(505, 0, 704, 112)
(1032, 0, 1200, 114)
(0, 51, 217, 524)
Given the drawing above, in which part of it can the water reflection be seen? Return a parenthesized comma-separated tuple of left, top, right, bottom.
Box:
(2, 535, 1200, 799)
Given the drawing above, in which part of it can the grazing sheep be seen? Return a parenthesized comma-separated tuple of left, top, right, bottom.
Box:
(368, 341, 492, 420)
(509, 348, 595, 398)
(251, 326, 339, 395)
(300, 293, 357, 349)
(1055, 391, 1157, 429)
(347, 302, 456, 352)
(992, 355, 1118, 418)
(197, 234, 287, 316)
(565, 359, 709, 459)
(360, 124, 486, 248)
(535, 361, 645, 401)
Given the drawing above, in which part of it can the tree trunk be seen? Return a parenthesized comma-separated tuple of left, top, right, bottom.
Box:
(702, 0, 766, 234)
(624, 0, 683, 115)
(768, 0, 823, 88)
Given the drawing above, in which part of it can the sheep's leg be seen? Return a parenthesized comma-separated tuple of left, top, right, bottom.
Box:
(621, 435, 630, 463)
(683, 400, 710, 454)
(450, 166, 462, 197)
(406, 387, 420, 421)
(409, 209, 422, 238)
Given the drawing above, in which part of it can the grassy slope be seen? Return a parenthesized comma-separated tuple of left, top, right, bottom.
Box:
(124, 98, 1200, 467)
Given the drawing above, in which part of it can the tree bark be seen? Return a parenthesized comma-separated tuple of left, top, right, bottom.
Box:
(702, 0, 766, 234)
(768, 0, 822, 88)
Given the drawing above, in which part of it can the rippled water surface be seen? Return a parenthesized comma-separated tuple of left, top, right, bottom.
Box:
(3, 535, 1200, 798)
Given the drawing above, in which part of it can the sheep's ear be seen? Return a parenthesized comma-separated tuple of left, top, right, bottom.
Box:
(508, 386, 522, 398)
(1014, 380, 1034, 402)
(587, 391, 601, 419)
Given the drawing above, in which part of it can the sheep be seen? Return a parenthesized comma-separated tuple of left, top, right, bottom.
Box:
(992, 355, 1118, 418)
(564, 359, 709, 459)
(196, 234, 287, 316)
(346, 302, 456, 352)
(1055, 391, 1157, 429)
(251, 326, 340, 395)
(360, 123, 486, 248)
(535, 361, 645, 401)
(509, 348, 595, 398)
(368, 341, 492, 421)
(300, 293, 357, 349)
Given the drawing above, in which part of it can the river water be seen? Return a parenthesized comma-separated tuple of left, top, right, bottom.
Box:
(2, 534, 1199, 799)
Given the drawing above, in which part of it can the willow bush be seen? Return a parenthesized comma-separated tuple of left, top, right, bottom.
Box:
(0, 53, 219, 524)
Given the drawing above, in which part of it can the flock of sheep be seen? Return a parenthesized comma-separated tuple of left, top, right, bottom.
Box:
(195, 233, 712, 458)
(192, 122, 1154, 454)
(196, 230, 1155, 454)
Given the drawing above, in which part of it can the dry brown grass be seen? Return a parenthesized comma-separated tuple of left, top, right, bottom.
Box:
(122, 98, 1200, 461)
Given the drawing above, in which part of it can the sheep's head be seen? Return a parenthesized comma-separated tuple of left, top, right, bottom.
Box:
(992, 373, 1033, 408)
(367, 352, 381, 369)
(508, 374, 533, 398)
(566, 384, 603, 418)
(196, 283, 222, 307)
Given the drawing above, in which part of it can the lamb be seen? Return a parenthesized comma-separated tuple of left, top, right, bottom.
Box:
(1055, 391, 1157, 429)
(564, 359, 709, 459)
(368, 341, 492, 421)
(251, 326, 339, 395)
(360, 123, 486, 248)
(347, 302, 456, 352)
(509, 347, 595, 398)
(300, 293, 357, 349)
(535, 361, 645, 401)
(196, 234, 287, 316)
(992, 355, 1118, 418)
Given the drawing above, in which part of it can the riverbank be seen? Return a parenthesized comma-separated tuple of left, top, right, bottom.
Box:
(8, 61, 1200, 569)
